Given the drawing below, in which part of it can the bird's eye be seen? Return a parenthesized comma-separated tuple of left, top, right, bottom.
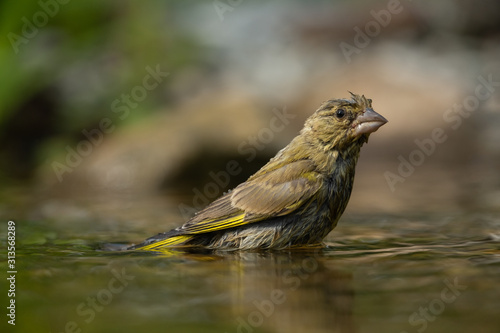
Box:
(335, 108, 346, 119)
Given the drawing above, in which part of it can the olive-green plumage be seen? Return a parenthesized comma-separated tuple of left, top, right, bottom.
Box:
(129, 93, 387, 251)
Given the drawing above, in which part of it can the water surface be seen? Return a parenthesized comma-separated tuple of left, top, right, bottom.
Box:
(1, 204, 499, 333)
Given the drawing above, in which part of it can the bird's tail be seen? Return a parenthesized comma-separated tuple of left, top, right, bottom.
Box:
(129, 231, 194, 251)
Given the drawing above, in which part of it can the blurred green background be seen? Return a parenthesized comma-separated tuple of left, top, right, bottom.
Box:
(1, 0, 499, 219)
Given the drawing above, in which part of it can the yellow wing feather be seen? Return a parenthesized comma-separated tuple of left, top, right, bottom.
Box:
(183, 213, 246, 233)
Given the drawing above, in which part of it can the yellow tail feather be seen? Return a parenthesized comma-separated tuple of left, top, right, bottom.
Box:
(135, 235, 192, 251)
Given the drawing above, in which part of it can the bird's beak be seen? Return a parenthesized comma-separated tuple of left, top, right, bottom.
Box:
(353, 108, 388, 136)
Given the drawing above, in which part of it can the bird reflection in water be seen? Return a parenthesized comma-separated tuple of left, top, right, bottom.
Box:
(137, 248, 356, 333)
(226, 250, 355, 333)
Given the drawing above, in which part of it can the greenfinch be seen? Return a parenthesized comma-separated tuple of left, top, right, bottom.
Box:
(129, 93, 387, 251)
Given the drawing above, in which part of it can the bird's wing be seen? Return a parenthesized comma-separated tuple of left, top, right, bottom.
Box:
(178, 159, 323, 234)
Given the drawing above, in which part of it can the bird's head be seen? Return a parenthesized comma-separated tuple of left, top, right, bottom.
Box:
(303, 92, 387, 151)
